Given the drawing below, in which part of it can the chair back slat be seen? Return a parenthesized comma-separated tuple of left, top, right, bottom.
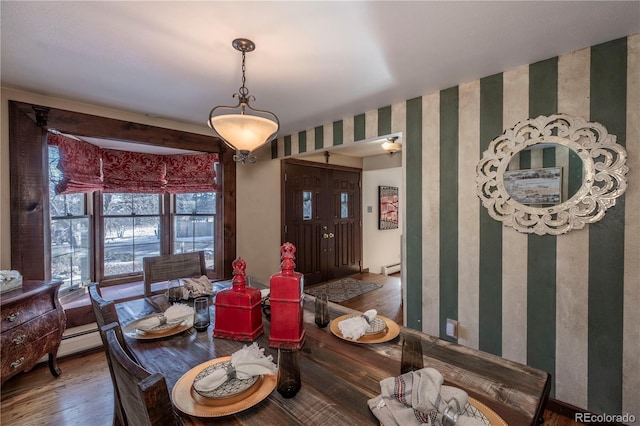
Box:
(143, 251, 207, 296)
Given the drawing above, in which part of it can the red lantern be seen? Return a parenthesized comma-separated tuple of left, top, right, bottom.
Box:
(269, 243, 305, 349)
(213, 257, 264, 341)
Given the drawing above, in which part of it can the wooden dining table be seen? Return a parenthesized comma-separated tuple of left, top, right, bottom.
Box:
(116, 293, 550, 425)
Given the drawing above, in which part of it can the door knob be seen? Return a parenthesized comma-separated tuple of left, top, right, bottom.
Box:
(322, 233, 329, 239)
(328, 233, 334, 238)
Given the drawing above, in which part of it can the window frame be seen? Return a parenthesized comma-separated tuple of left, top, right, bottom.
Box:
(99, 192, 163, 281)
(8, 100, 236, 284)
(96, 190, 223, 286)
(172, 192, 219, 269)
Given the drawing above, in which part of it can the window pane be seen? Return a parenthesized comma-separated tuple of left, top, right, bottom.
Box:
(51, 193, 85, 217)
(103, 193, 160, 215)
(48, 145, 62, 191)
(341, 193, 349, 219)
(104, 216, 160, 276)
(175, 193, 216, 214)
(51, 218, 90, 289)
(174, 215, 215, 269)
(303, 191, 312, 220)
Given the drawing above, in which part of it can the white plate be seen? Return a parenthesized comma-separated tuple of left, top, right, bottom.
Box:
(123, 315, 192, 340)
(192, 360, 259, 399)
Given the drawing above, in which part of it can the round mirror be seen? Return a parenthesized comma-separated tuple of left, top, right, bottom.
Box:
(476, 114, 628, 235)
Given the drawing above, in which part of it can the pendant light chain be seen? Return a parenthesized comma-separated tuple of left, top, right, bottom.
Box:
(239, 50, 249, 98)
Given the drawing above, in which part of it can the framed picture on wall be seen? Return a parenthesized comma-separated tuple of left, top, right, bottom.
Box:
(379, 186, 399, 230)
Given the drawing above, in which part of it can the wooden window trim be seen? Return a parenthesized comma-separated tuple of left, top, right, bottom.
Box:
(9, 101, 236, 281)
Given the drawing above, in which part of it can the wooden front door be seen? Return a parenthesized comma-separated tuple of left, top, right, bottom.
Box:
(283, 160, 362, 286)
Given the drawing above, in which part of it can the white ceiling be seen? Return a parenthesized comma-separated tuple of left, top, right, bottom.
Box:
(2, 1, 639, 156)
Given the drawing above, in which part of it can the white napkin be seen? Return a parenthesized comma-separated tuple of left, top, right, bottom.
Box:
(338, 309, 377, 340)
(180, 275, 214, 298)
(0, 270, 21, 281)
(193, 343, 277, 392)
(367, 368, 485, 426)
(135, 303, 194, 331)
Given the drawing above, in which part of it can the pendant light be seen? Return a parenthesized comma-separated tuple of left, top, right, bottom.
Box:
(382, 136, 402, 155)
(208, 38, 280, 164)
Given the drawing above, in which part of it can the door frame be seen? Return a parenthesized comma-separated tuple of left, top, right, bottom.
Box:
(280, 158, 364, 281)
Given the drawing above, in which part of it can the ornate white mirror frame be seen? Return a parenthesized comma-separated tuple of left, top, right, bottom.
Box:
(476, 114, 629, 235)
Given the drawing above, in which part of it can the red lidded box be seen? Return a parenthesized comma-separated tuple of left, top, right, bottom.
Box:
(213, 257, 263, 341)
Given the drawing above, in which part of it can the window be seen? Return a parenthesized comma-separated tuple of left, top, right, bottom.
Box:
(302, 191, 313, 220)
(340, 192, 349, 218)
(10, 102, 234, 308)
(174, 193, 216, 269)
(48, 144, 223, 285)
(102, 193, 162, 277)
(49, 145, 91, 291)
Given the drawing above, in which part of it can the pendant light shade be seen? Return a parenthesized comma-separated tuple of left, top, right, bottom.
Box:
(209, 114, 278, 153)
(208, 38, 279, 164)
(382, 136, 402, 155)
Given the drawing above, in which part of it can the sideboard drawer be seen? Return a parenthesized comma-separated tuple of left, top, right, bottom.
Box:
(1, 292, 55, 333)
(1, 310, 60, 351)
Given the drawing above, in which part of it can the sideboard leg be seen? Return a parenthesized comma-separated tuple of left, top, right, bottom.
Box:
(48, 353, 62, 377)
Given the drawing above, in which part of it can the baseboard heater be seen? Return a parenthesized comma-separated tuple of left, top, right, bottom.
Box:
(381, 263, 401, 275)
(37, 323, 102, 364)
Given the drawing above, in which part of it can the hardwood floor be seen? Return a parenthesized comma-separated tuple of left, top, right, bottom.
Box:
(1, 272, 579, 426)
(1, 351, 112, 425)
(317, 272, 404, 326)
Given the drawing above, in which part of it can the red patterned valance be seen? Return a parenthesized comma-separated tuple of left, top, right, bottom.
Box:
(102, 149, 166, 193)
(48, 133, 103, 194)
(48, 133, 218, 194)
(164, 153, 218, 194)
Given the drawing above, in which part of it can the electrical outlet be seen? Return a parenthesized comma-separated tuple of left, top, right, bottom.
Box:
(367, 206, 373, 213)
(446, 318, 458, 339)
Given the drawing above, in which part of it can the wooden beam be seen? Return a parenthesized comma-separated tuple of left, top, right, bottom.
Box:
(9, 102, 51, 279)
(12, 101, 224, 153)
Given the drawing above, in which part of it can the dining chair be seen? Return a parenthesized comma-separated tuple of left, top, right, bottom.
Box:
(143, 251, 207, 297)
(89, 283, 136, 426)
(88, 283, 119, 329)
(101, 322, 180, 426)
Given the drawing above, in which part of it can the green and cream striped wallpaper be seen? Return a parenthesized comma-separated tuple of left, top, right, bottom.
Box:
(272, 35, 639, 415)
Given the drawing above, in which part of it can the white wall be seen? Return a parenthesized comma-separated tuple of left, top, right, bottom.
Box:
(235, 153, 282, 283)
(361, 157, 402, 274)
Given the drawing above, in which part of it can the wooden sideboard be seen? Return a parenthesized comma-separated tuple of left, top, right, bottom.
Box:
(1, 280, 67, 385)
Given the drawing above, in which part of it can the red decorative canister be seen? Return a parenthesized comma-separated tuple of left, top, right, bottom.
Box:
(269, 242, 305, 349)
(213, 257, 263, 341)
